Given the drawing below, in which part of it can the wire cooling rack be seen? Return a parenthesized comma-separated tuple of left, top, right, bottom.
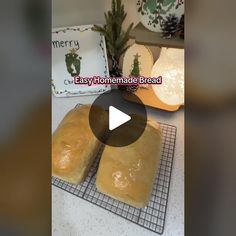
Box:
(52, 123, 177, 234)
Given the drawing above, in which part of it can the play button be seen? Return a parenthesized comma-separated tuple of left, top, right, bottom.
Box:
(89, 89, 147, 147)
(109, 106, 131, 131)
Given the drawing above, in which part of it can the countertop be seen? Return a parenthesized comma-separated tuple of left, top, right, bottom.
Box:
(52, 94, 184, 236)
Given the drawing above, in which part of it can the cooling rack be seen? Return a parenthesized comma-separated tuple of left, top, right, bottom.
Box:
(52, 123, 177, 234)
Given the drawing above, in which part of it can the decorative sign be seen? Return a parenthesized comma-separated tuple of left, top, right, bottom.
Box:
(123, 44, 154, 78)
(52, 25, 110, 97)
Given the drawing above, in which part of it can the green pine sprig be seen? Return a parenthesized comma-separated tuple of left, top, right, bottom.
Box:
(92, 0, 134, 63)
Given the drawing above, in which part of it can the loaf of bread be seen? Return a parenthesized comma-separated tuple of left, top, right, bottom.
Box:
(96, 117, 162, 208)
(52, 105, 107, 184)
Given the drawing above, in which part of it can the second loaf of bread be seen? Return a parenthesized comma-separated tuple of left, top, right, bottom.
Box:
(96, 117, 162, 208)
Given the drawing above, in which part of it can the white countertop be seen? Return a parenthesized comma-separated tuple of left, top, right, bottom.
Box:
(52, 94, 184, 236)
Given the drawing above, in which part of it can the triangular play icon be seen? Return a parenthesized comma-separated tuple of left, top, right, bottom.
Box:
(109, 106, 131, 131)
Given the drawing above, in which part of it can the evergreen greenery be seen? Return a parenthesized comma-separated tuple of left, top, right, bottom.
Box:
(92, 0, 134, 77)
(130, 53, 141, 77)
(126, 53, 140, 93)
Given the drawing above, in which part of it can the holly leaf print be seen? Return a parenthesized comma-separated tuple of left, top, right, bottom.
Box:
(143, 0, 157, 14)
(162, 0, 175, 7)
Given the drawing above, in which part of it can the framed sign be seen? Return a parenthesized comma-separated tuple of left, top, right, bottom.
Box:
(52, 25, 110, 97)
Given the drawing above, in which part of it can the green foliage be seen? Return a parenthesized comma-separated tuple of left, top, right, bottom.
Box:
(130, 54, 140, 77)
(92, 0, 133, 62)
